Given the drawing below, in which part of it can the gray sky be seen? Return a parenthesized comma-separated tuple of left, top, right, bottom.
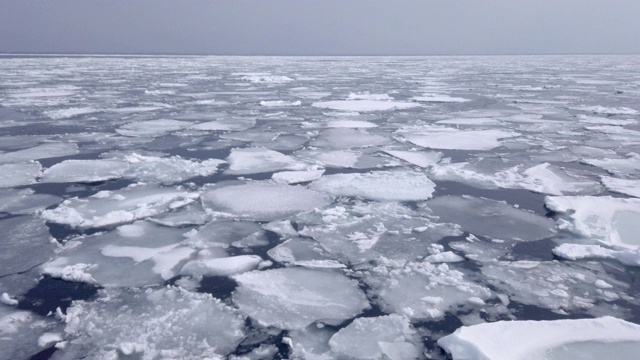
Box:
(1, 0, 639, 55)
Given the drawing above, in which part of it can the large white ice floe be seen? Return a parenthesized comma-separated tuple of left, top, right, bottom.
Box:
(0, 216, 56, 277)
(116, 119, 191, 137)
(383, 149, 442, 168)
(272, 169, 325, 184)
(40, 159, 129, 183)
(329, 314, 423, 360)
(180, 254, 262, 277)
(296, 201, 461, 265)
(225, 147, 308, 175)
(583, 153, 640, 177)
(570, 105, 639, 115)
(312, 99, 420, 112)
(184, 220, 266, 249)
(552, 243, 640, 267)
(232, 267, 369, 330)
(191, 117, 256, 131)
(438, 316, 640, 360)
(0, 143, 79, 164)
(311, 128, 392, 149)
(400, 126, 519, 151)
(310, 170, 436, 201)
(294, 149, 396, 169)
(0, 188, 60, 215)
(42, 221, 195, 286)
(426, 196, 556, 241)
(201, 181, 332, 221)
(601, 176, 640, 197)
(412, 93, 470, 103)
(545, 195, 640, 249)
(58, 287, 246, 360)
(41, 184, 199, 229)
(259, 100, 301, 107)
(0, 162, 42, 188)
(365, 258, 491, 320)
(122, 153, 225, 184)
(267, 237, 346, 269)
(0, 305, 62, 359)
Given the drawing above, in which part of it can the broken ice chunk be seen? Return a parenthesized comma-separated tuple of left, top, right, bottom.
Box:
(0, 306, 61, 359)
(426, 196, 556, 242)
(310, 170, 436, 201)
(0, 162, 42, 188)
(191, 117, 256, 131)
(311, 128, 391, 149)
(0, 216, 56, 277)
(225, 147, 308, 175)
(180, 255, 262, 277)
(232, 268, 369, 329)
(383, 149, 443, 168)
(272, 169, 325, 184)
(329, 314, 422, 360)
(0, 189, 60, 215)
(60, 287, 246, 359)
(116, 119, 191, 137)
(201, 181, 332, 221)
(40, 159, 129, 183)
(123, 153, 225, 184)
(41, 184, 199, 229)
(601, 176, 640, 198)
(400, 126, 518, 151)
(583, 153, 640, 177)
(438, 316, 640, 360)
(0, 143, 78, 164)
(267, 237, 346, 269)
(412, 93, 470, 103)
(312, 100, 419, 112)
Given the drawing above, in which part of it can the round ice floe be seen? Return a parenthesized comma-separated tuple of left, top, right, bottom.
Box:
(309, 170, 436, 201)
(232, 268, 370, 329)
(329, 314, 422, 360)
(438, 316, 640, 360)
(59, 287, 246, 359)
(426, 196, 556, 242)
(40, 159, 129, 183)
(201, 181, 332, 221)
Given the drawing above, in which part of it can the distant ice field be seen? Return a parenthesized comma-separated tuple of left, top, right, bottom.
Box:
(0, 54, 640, 359)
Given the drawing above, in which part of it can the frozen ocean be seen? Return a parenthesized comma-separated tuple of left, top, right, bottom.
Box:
(0, 54, 640, 359)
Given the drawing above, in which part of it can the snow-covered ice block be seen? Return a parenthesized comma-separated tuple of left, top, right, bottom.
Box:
(201, 181, 332, 221)
(383, 150, 442, 168)
(545, 195, 640, 249)
(438, 316, 640, 360)
(311, 128, 391, 149)
(425, 251, 465, 263)
(0, 162, 41, 188)
(116, 119, 191, 137)
(225, 147, 307, 175)
(59, 287, 246, 359)
(123, 153, 225, 184)
(0, 143, 78, 164)
(42, 221, 195, 286)
(272, 169, 325, 184)
(312, 100, 419, 112)
(329, 314, 422, 360)
(0, 216, 56, 276)
(40, 159, 129, 183)
(41, 184, 199, 228)
(553, 243, 640, 267)
(601, 176, 640, 197)
(267, 237, 346, 269)
(400, 126, 519, 151)
(365, 260, 491, 320)
(310, 170, 436, 201)
(427, 196, 556, 241)
(232, 268, 369, 329)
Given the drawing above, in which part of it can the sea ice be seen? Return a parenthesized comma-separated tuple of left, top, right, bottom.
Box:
(426, 196, 556, 241)
(232, 268, 369, 329)
(325, 119, 378, 128)
(310, 128, 392, 149)
(438, 316, 640, 360)
(294, 149, 394, 169)
(58, 287, 246, 359)
(329, 314, 422, 360)
(0, 162, 41, 188)
(40, 159, 129, 183)
(412, 93, 470, 103)
(201, 181, 332, 221)
(310, 170, 436, 201)
(259, 100, 301, 107)
(400, 127, 519, 151)
(191, 117, 256, 131)
(383, 150, 443, 168)
(0, 306, 61, 359)
(180, 255, 262, 277)
(312, 100, 419, 112)
(0, 143, 78, 164)
(601, 176, 640, 197)
(583, 153, 640, 177)
(545, 195, 640, 249)
(116, 119, 191, 137)
(41, 184, 199, 229)
(184, 220, 266, 249)
(272, 169, 325, 184)
(123, 153, 225, 184)
(267, 237, 346, 269)
(0, 216, 56, 277)
(225, 147, 307, 175)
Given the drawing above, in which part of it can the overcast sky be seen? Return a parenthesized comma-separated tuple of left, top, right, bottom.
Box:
(1, 0, 639, 55)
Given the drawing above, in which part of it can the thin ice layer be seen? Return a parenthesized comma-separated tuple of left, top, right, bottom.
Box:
(201, 181, 332, 221)
(310, 170, 436, 201)
(58, 287, 246, 360)
(41, 184, 199, 228)
(0, 216, 56, 277)
(438, 316, 640, 360)
(232, 268, 369, 329)
(426, 196, 556, 241)
(0, 162, 42, 188)
(545, 195, 640, 249)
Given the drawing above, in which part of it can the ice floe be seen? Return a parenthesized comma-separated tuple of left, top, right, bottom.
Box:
(58, 287, 246, 359)
(400, 127, 519, 151)
(116, 119, 191, 137)
(310, 170, 436, 201)
(232, 267, 369, 329)
(0, 306, 61, 359)
(0, 189, 60, 215)
(312, 100, 419, 112)
(201, 181, 332, 221)
(267, 237, 346, 269)
(438, 316, 640, 360)
(191, 117, 256, 131)
(40, 159, 129, 183)
(583, 153, 640, 177)
(0, 216, 56, 277)
(272, 169, 325, 184)
(601, 176, 640, 197)
(0, 162, 42, 188)
(412, 93, 470, 103)
(225, 147, 307, 175)
(122, 153, 225, 184)
(552, 243, 640, 267)
(0, 143, 78, 164)
(260, 100, 301, 107)
(42, 184, 199, 229)
(311, 128, 392, 149)
(383, 150, 442, 168)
